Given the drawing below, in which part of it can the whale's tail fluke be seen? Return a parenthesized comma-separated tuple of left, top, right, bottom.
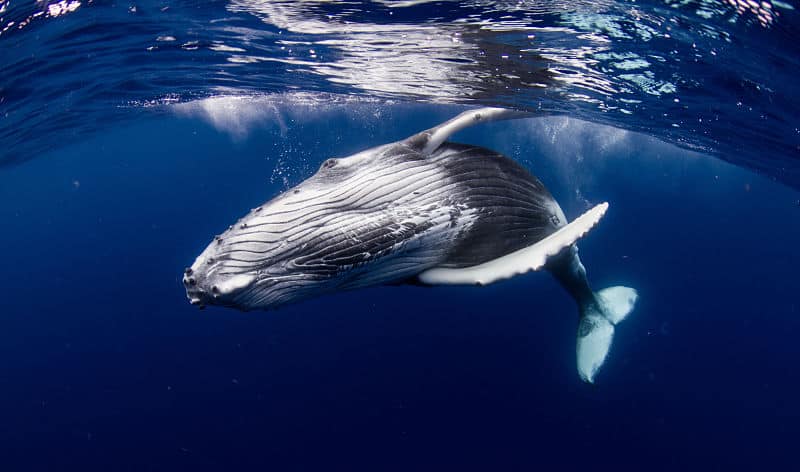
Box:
(576, 286, 638, 383)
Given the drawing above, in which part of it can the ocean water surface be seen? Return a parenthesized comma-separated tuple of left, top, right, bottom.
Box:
(1, 1, 799, 470)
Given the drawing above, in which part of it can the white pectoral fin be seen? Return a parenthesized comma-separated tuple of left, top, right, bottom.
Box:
(418, 202, 609, 286)
(415, 107, 530, 155)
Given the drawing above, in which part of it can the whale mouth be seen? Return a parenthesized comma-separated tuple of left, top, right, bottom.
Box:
(183, 267, 211, 308)
(188, 297, 205, 308)
(182, 266, 231, 309)
(182, 264, 261, 310)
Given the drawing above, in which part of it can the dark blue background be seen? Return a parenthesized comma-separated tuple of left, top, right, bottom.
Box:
(1, 107, 798, 471)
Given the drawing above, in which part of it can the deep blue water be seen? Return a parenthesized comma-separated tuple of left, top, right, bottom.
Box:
(2, 1, 800, 471)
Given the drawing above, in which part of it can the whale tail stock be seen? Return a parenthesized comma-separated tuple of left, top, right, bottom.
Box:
(575, 286, 638, 384)
(416, 202, 638, 383)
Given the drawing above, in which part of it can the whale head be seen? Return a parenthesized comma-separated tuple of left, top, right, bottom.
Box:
(182, 182, 343, 311)
(182, 145, 406, 311)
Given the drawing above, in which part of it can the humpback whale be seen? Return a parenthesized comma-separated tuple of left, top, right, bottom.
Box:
(183, 108, 638, 383)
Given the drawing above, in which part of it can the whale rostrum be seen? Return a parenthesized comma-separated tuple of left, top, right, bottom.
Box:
(183, 108, 638, 383)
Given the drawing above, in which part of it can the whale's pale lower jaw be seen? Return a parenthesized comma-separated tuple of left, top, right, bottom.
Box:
(182, 258, 335, 311)
(183, 276, 279, 312)
(183, 266, 247, 310)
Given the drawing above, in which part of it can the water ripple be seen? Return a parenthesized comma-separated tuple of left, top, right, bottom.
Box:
(0, 0, 798, 187)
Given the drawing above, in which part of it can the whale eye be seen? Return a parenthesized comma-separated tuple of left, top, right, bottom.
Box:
(321, 158, 338, 170)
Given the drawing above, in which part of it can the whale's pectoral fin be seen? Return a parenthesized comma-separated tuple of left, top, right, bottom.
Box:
(406, 107, 530, 155)
(417, 203, 609, 286)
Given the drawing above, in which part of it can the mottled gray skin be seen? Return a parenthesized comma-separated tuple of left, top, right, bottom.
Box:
(183, 125, 591, 311)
